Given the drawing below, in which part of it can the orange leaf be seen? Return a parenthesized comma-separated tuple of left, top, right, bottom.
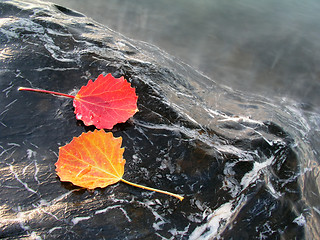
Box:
(55, 129, 125, 189)
(55, 130, 184, 201)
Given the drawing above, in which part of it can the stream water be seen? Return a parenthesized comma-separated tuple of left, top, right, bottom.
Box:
(50, 0, 320, 107)
(0, 0, 319, 239)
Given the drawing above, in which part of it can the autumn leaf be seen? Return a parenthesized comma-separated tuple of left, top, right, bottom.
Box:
(55, 129, 125, 189)
(73, 74, 138, 129)
(18, 73, 138, 129)
(55, 129, 184, 201)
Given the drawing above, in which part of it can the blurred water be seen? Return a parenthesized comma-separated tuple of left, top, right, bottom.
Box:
(1, 0, 320, 239)
(49, 0, 320, 107)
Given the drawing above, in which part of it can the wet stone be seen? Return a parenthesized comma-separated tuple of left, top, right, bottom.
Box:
(0, 0, 316, 239)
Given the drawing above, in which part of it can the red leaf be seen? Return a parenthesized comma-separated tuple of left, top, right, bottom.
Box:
(19, 73, 138, 129)
(73, 74, 138, 129)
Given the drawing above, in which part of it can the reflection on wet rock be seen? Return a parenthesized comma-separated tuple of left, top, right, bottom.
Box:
(0, 0, 317, 239)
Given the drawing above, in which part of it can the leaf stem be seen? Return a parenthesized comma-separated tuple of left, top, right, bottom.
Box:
(18, 87, 75, 99)
(120, 178, 184, 201)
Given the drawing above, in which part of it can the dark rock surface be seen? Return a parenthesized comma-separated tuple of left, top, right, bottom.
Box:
(0, 0, 318, 239)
